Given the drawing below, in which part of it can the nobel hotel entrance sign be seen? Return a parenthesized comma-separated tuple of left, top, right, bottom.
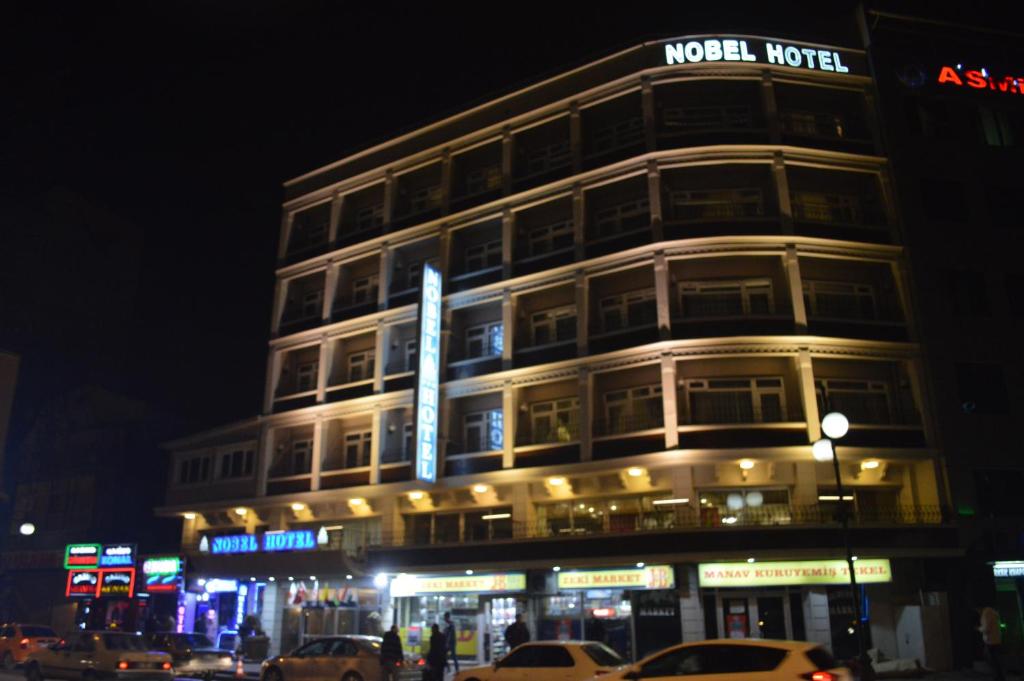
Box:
(415, 262, 442, 484)
(661, 36, 863, 75)
(698, 558, 892, 587)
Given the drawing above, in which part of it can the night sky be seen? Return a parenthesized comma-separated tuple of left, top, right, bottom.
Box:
(0, 2, 1001, 458)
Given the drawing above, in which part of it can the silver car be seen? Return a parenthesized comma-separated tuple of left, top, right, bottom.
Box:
(261, 636, 416, 681)
(144, 633, 235, 680)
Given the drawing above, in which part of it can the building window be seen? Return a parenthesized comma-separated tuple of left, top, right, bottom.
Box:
(301, 289, 323, 319)
(699, 489, 791, 526)
(464, 410, 504, 453)
(538, 494, 677, 536)
(530, 307, 576, 345)
(803, 281, 876, 320)
(599, 289, 656, 332)
(177, 455, 212, 485)
(344, 431, 372, 468)
(348, 351, 375, 383)
(354, 203, 384, 232)
(530, 398, 579, 444)
(946, 269, 990, 316)
(406, 507, 513, 545)
(463, 240, 502, 273)
(296, 361, 318, 392)
(662, 105, 752, 131)
(522, 141, 571, 177)
(682, 378, 785, 424)
(603, 385, 663, 434)
(405, 339, 418, 371)
(669, 188, 763, 220)
(218, 449, 255, 480)
(791, 191, 864, 225)
(955, 363, 1009, 415)
(593, 197, 650, 237)
(978, 106, 1014, 147)
(351, 275, 380, 305)
(290, 440, 312, 475)
(815, 379, 891, 424)
(680, 280, 773, 317)
(779, 110, 847, 138)
(589, 117, 644, 154)
(405, 258, 438, 290)
(403, 422, 414, 461)
(408, 185, 442, 214)
(465, 322, 503, 359)
(527, 220, 574, 257)
(464, 165, 503, 195)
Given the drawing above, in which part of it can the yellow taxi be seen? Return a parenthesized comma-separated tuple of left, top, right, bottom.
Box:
(24, 631, 173, 681)
(0, 624, 59, 669)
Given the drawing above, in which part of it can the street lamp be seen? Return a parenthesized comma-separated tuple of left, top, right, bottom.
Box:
(815, 411, 874, 681)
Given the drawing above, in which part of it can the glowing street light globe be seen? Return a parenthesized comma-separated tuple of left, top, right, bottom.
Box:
(812, 438, 835, 462)
(821, 412, 850, 440)
(19, 523, 35, 536)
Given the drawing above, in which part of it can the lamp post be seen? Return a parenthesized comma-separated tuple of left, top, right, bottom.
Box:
(814, 411, 874, 681)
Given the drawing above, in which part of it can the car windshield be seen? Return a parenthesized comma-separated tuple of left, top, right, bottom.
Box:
(174, 634, 215, 648)
(103, 634, 149, 651)
(21, 627, 57, 638)
(582, 642, 625, 667)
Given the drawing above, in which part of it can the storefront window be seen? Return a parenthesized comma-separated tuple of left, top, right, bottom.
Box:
(404, 507, 513, 546)
(541, 591, 634, 660)
(698, 488, 790, 526)
(536, 495, 680, 537)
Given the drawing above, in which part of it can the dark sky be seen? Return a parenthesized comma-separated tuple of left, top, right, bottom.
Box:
(0, 1, 1005, 450)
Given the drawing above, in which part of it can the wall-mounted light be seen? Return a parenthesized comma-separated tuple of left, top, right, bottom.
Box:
(547, 476, 566, 487)
(348, 498, 365, 507)
(408, 491, 425, 502)
(739, 459, 755, 471)
(291, 502, 306, 512)
(652, 498, 689, 506)
(183, 512, 196, 521)
(233, 507, 248, 518)
(472, 483, 490, 494)
(552, 566, 561, 573)
(860, 459, 880, 471)
(626, 467, 644, 478)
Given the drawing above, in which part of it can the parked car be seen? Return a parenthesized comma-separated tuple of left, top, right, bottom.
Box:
(261, 636, 418, 681)
(0, 624, 59, 669)
(454, 641, 626, 681)
(145, 632, 234, 680)
(24, 631, 173, 681)
(591, 639, 851, 681)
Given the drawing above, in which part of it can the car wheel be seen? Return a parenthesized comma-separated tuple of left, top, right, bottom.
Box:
(25, 662, 43, 681)
(263, 667, 283, 681)
(3, 652, 15, 670)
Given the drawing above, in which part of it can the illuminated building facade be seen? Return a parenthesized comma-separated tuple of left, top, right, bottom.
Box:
(161, 34, 959, 665)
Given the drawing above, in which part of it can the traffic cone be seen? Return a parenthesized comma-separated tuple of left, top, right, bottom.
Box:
(235, 656, 245, 679)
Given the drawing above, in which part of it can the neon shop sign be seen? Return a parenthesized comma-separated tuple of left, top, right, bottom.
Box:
(206, 530, 317, 555)
(142, 556, 183, 593)
(415, 262, 442, 484)
(937, 65, 1024, 95)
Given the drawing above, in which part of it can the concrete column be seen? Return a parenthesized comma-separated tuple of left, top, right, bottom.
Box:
(369, 409, 382, 485)
(890, 259, 916, 338)
(378, 247, 392, 311)
(668, 465, 694, 502)
(796, 349, 820, 442)
(904, 358, 936, 445)
(383, 170, 396, 227)
(773, 153, 794, 235)
(502, 385, 516, 469)
(323, 263, 339, 323)
(438, 228, 452, 288)
(654, 251, 672, 340)
(569, 102, 582, 175)
(373, 323, 386, 394)
(501, 126, 513, 196)
(264, 351, 282, 414)
(792, 461, 819, 506)
(261, 585, 284, 656)
(760, 71, 781, 145)
(511, 483, 533, 537)
(502, 207, 514, 280)
(575, 271, 588, 357)
(277, 213, 292, 261)
(572, 184, 585, 262)
(647, 160, 664, 243)
(311, 419, 323, 491)
(579, 368, 593, 461)
(661, 353, 679, 449)
(877, 169, 901, 237)
(271, 279, 289, 336)
(440, 150, 452, 216)
(679, 565, 706, 642)
(502, 291, 515, 371)
(257, 425, 274, 497)
(329, 193, 343, 245)
(317, 337, 329, 403)
(641, 76, 656, 152)
(784, 247, 808, 332)
(863, 87, 884, 156)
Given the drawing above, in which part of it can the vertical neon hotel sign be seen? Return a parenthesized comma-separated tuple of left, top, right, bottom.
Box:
(415, 263, 442, 483)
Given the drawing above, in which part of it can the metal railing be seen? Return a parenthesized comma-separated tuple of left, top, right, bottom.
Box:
(516, 421, 581, 446)
(593, 411, 665, 437)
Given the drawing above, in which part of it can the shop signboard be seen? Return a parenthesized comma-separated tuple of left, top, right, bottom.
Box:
(390, 572, 526, 597)
(659, 36, 864, 76)
(698, 558, 892, 587)
(206, 530, 316, 555)
(99, 544, 136, 567)
(66, 570, 100, 598)
(414, 262, 442, 484)
(142, 556, 183, 593)
(64, 543, 102, 569)
(993, 561, 1024, 578)
(557, 565, 675, 590)
(99, 569, 136, 597)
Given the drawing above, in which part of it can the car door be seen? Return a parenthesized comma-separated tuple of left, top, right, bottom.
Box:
(286, 639, 331, 681)
(696, 644, 789, 681)
(635, 644, 706, 679)
(526, 646, 576, 681)
(491, 645, 538, 681)
(324, 639, 361, 681)
(55, 634, 97, 680)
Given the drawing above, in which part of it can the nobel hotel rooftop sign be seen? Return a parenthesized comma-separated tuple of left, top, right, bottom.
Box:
(660, 36, 864, 76)
(698, 558, 892, 588)
(415, 262, 442, 484)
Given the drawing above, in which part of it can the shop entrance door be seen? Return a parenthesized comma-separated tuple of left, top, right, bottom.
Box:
(485, 596, 519, 663)
(717, 590, 795, 640)
(723, 597, 750, 638)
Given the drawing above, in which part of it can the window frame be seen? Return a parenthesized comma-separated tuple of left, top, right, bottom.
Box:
(802, 280, 877, 320)
(599, 288, 656, 332)
(296, 360, 319, 393)
(530, 397, 580, 444)
(462, 409, 504, 454)
(463, 239, 503, 273)
(464, 321, 504, 359)
(351, 274, 380, 305)
(347, 350, 375, 384)
(530, 306, 577, 345)
(682, 376, 786, 424)
(343, 431, 373, 469)
(679, 278, 775, 317)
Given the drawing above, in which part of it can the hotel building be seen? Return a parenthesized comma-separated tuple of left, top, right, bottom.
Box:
(158, 33, 959, 667)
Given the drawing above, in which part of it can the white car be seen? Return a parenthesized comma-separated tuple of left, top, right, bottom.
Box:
(454, 641, 626, 681)
(593, 639, 851, 681)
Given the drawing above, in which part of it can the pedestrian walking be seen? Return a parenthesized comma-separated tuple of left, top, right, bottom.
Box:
(380, 624, 403, 681)
(978, 604, 1005, 681)
(504, 613, 530, 651)
(427, 623, 447, 681)
(443, 612, 459, 673)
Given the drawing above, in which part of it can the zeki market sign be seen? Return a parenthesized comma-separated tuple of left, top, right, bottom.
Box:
(558, 565, 676, 590)
(698, 558, 892, 587)
(390, 572, 526, 597)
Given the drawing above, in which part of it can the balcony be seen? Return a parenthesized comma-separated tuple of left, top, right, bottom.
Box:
(283, 202, 331, 265)
(788, 167, 890, 243)
(800, 260, 908, 342)
(512, 116, 572, 192)
(775, 83, 874, 154)
(661, 165, 780, 240)
(337, 182, 385, 247)
(654, 81, 768, 149)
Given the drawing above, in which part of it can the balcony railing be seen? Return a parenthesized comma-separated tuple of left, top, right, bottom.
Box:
(517, 421, 581, 446)
(370, 503, 948, 549)
(593, 411, 665, 437)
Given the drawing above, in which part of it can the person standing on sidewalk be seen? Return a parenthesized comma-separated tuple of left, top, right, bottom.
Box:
(504, 613, 530, 651)
(380, 624, 403, 681)
(443, 612, 459, 674)
(978, 604, 1005, 681)
(427, 623, 447, 681)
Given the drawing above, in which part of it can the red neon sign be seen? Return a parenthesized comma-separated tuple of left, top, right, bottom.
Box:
(65, 568, 136, 599)
(938, 65, 1024, 94)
